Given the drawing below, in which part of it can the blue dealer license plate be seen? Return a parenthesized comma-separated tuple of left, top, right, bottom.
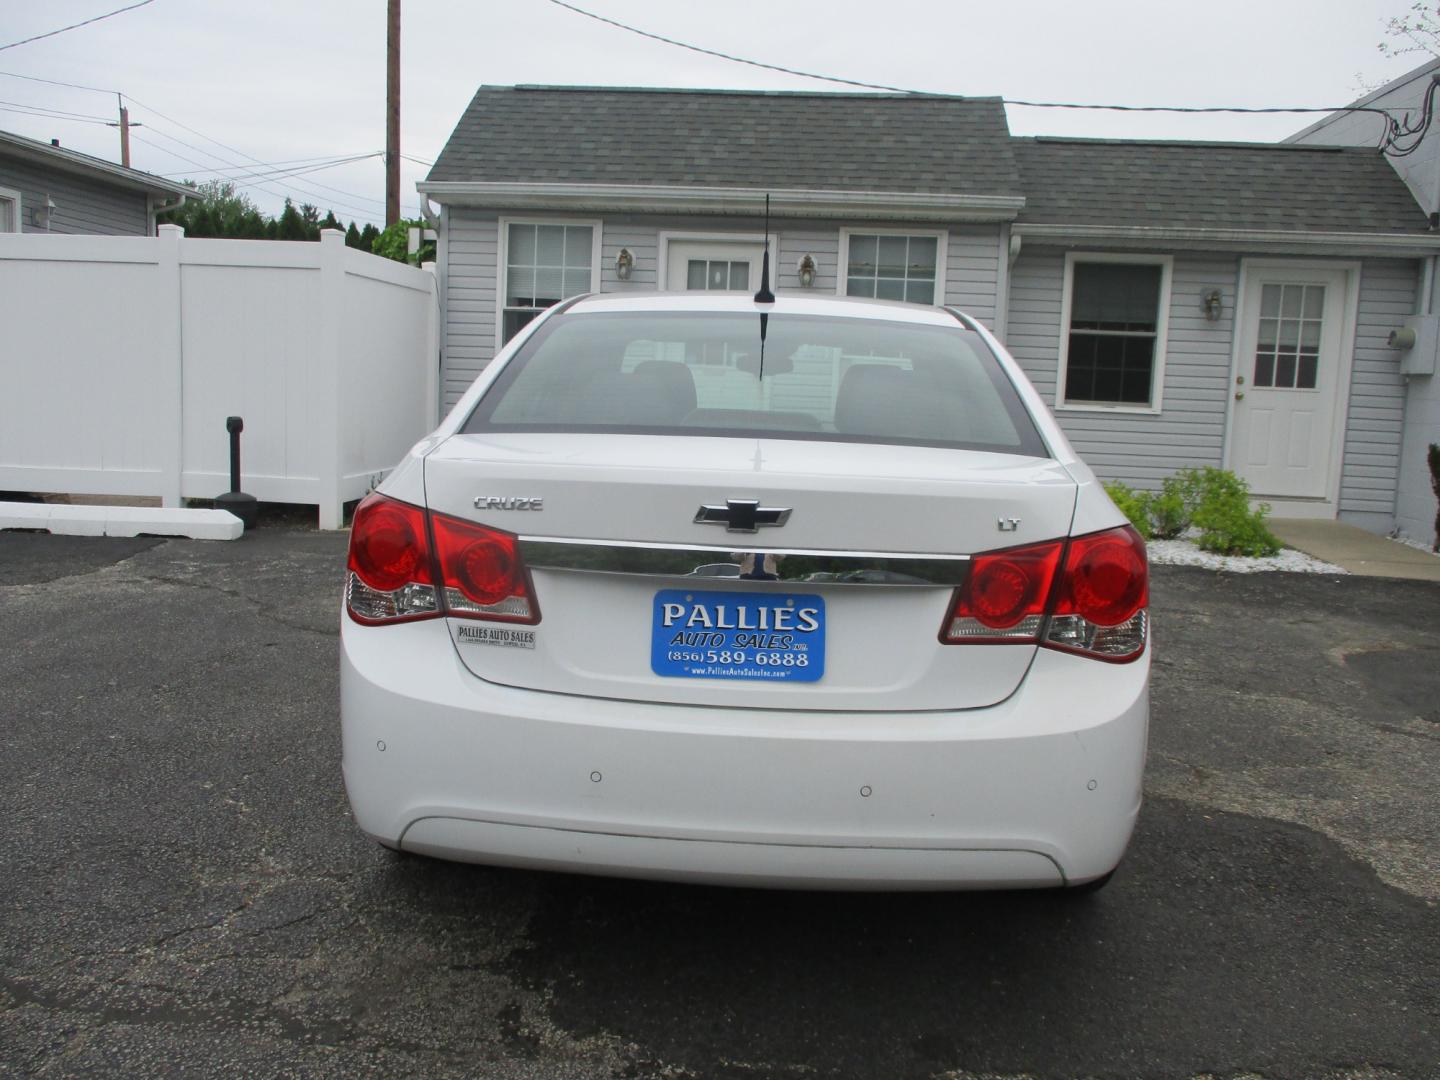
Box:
(650, 589, 825, 682)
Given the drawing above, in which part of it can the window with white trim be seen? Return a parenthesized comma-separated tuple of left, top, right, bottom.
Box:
(1060, 258, 1170, 408)
(502, 222, 595, 342)
(843, 232, 940, 304)
(0, 187, 20, 233)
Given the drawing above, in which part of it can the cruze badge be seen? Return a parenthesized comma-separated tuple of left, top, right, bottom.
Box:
(694, 499, 792, 533)
(474, 496, 543, 510)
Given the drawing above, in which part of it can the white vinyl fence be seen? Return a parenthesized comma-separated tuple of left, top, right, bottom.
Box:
(0, 226, 438, 528)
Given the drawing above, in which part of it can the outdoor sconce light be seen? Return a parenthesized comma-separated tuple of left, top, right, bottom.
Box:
(1201, 288, 1223, 322)
(35, 195, 56, 232)
(796, 253, 817, 288)
(615, 247, 634, 280)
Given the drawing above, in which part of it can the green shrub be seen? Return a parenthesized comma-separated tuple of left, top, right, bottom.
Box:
(1183, 467, 1281, 557)
(1103, 481, 1153, 540)
(1104, 466, 1281, 557)
(1148, 483, 1190, 539)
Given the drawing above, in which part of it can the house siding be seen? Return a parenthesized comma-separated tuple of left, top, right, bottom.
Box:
(1339, 257, 1415, 525)
(1006, 247, 1417, 522)
(441, 209, 500, 406)
(439, 210, 1002, 407)
(0, 154, 151, 235)
(1005, 247, 1238, 486)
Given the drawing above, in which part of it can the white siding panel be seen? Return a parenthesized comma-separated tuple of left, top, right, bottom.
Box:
(943, 225, 1000, 329)
(1339, 258, 1414, 516)
(442, 210, 498, 406)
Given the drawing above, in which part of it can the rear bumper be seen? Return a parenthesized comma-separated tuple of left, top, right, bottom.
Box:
(340, 617, 1149, 890)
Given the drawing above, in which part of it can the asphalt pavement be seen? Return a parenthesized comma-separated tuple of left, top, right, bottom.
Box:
(1, 527, 1436, 1080)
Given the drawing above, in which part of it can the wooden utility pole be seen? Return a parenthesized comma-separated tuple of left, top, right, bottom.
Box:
(111, 97, 140, 168)
(119, 104, 132, 168)
(385, 0, 400, 227)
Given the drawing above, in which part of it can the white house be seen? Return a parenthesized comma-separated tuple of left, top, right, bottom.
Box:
(419, 85, 1440, 538)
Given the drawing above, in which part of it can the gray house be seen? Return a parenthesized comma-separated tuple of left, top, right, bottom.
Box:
(419, 85, 1440, 536)
(0, 128, 188, 236)
(1286, 58, 1440, 544)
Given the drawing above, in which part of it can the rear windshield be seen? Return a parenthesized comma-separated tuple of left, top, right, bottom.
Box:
(463, 311, 1048, 457)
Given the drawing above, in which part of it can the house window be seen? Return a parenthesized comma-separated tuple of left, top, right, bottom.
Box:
(0, 187, 20, 233)
(502, 222, 596, 342)
(842, 231, 943, 305)
(1061, 257, 1171, 408)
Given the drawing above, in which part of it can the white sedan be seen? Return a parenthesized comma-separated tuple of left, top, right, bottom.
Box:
(340, 292, 1149, 891)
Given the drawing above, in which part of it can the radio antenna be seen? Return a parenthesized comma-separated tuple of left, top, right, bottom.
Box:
(753, 194, 775, 304)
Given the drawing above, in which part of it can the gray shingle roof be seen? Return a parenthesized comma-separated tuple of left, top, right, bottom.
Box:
(1014, 137, 1427, 234)
(428, 85, 1022, 196)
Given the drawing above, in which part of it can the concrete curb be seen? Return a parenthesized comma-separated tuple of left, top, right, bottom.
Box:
(0, 502, 244, 541)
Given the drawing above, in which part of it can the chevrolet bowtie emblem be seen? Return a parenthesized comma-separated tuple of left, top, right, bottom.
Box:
(694, 499, 792, 533)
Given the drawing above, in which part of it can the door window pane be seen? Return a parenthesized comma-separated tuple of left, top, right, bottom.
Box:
(1251, 282, 1324, 390)
(686, 259, 752, 291)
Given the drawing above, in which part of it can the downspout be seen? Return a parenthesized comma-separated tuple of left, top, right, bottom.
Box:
(149, 191, 186, 236)
(994, 224, 1013, 342)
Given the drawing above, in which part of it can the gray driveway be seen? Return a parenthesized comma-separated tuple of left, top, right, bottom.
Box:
(1, 529, 1437, 1079)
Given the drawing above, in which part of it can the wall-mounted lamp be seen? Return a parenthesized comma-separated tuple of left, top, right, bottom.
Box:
(796, 253, 817, 288)
(1200, 288, 1223, 322)
(615, 247, 634, 280)
(35, 195, 56, 232)
(1388, 326, 1417, 350)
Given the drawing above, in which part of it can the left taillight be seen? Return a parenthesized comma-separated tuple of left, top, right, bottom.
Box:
(345, 494, 539, 626)
(346, 494, 440, 624)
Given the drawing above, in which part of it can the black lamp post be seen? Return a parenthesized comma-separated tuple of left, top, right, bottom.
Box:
(215, 415, 258, 530)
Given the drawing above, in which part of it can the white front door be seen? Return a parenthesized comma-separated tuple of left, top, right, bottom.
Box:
(1230, 266, 1351, 503)
(665, 240, 762, 292)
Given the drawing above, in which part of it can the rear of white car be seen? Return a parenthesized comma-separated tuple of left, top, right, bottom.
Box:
(340, 294, 1149, 890)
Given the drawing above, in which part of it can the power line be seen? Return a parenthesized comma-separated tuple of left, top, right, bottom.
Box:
(124, 93, 392, 211)
(134, 127, 387, 219)
(0, 68, 118, 94)
(546, 0, 917, 94)
(400, 153, 433, 167)
(0, 0, 158, 54)
(0, 104, 112, 126)
(545, 0, 1425, 155)
(164, 151, 384, 187)
(159, 151, 384, 178)
(0, 97, 112, 122)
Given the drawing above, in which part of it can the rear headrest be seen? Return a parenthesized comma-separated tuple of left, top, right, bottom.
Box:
(630, 360, 697, 417)
(834, 363, 956, 441)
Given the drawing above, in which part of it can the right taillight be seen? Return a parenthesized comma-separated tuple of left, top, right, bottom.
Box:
(430, 511, 539, 623)
(345, 494, 539, 626)
(1043, 525, 1148, 662)
(941, 525, 1148, 662)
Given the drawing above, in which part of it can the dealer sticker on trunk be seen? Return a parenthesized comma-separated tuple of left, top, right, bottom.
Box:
(650, 589, 825, 682)
(455, 624, 536, 650)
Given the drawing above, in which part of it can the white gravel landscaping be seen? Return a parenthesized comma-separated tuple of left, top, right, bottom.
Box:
(1147, 536, 1348, 574)
(1392, 534, 1440, 558)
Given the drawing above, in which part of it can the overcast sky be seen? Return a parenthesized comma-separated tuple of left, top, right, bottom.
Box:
(0, 0, 1432, 228)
